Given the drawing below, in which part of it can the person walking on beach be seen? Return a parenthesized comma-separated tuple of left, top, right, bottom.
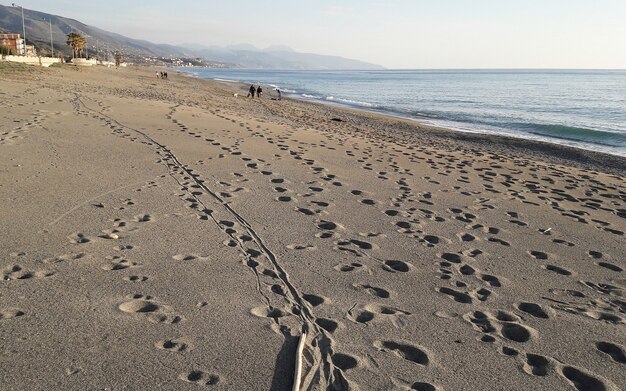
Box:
(277, 88, 282, 100)
(248, 85, 256, 98)
(257, 86, 263, 98)
(156, 71, 160, 79)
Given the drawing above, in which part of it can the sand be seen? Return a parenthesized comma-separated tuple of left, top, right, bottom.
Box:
(0, 63, 624, 391)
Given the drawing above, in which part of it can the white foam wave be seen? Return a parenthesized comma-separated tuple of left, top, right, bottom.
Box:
(325, 96, 373, 107)
(267, 84, 296, 93)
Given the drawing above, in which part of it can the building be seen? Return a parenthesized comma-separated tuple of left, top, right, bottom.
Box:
(24, 45, 37, 57)
(0, 33, 25, 55)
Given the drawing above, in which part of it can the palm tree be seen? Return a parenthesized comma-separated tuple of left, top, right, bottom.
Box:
(66, 32, 86, 58)
(114, 52, 122, 67)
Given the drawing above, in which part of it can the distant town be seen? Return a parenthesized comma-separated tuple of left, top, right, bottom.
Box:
(1, 31, 233, 69)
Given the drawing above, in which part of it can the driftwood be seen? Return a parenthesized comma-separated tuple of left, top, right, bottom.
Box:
(292, 330, 307, 391)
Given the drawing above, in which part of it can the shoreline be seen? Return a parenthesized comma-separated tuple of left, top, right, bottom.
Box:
(196, 73, 626, 176)
(175, 68, 626, 170)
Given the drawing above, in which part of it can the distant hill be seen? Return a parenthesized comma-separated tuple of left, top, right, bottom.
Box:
(186, 44, 385, 70)
(0, 4, 384, 69)
(0, 4, 194, 61)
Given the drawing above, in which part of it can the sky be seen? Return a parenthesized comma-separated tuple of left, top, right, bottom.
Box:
(12, 0, 626, 69)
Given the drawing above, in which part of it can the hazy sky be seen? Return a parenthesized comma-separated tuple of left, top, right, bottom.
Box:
(15, 0, 626, 68)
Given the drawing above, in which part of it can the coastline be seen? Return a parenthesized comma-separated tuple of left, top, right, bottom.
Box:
(1, 64, 624, 390)
(201, 74, 626, 176)
(175, 68, 626, 161)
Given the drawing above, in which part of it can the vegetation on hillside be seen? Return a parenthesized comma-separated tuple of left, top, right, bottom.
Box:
(66, 32, 87, 58)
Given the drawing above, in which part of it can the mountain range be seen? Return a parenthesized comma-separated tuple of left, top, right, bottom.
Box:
(182, 43, 384, 70)
(0, 4, 383, 70)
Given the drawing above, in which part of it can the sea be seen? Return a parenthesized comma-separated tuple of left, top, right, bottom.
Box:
(179, 69, 626, 157)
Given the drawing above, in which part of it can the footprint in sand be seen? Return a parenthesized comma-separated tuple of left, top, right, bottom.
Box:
(440, 253, 463, 264)
(99, 231, 121, 240)
(374, 340, 430, 366)
(438, 286, 475, 303)
(119, 295, 184, 324)
(595, 341, 626, 364)
(348, 303, 411, 326)
(337, 239, 378, 251)
(552, 239, 574, 247)
(334, 262, 367, 273)
(559, 365, 619, 391)
(0, 308, 25, 320)
(464, 310, 537, 343)
(179, 370, 221, 387)
(250, 306, 289, 319)
(133, 214, 153, 223)
(515, 302, 551, 319)
(286, 244, 317, 251)
(597, 262, 623, 272)
(410, 382, 440, 391)
(528, 250, 549, 260)
(331, 352, 360, 371)
(101, 257, 141, 271)
(588, 250, 603, 259)
(68, 233, 91, 244)
(124, 275, 149, 282)
(317, 220, 341, 231)
(383, 260, 413, 273)
(522, 353, 554, 376)
(316, 318, 340, 333)
(114, 245, 134, 251)
(353, 284, 391, 299)
(3, 264, 54, 281)
(155, 338, 192, 352)
(542, 264, 573, 276)
(302, 294, 327, 307)
(172, 254, 209, 262)
(297, 207, 318, 216)
(419, 234, 444, 246)
(43, 252, 87, 264)
(507, 346, 619, 390)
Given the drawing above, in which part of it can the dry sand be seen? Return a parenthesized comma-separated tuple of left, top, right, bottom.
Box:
(0, 63, 624, 391)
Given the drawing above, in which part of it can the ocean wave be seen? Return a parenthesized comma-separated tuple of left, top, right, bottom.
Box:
(266, 84, 296, 93)
(408, 111, 439, 119)
(325, 96, 374, 107)
(213, 78, 238, 83)
(302, 94, 322, 99)
(520, 123, 626, 146)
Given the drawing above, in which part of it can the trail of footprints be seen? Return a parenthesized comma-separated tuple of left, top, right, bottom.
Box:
(463, 306, 622, 390)
(5, 88, 622, 389)
(153, 105, 444, 387)
(210, 108, 623, 389)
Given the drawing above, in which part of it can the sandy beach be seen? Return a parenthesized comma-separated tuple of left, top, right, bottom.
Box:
(1, 63, 624, 391)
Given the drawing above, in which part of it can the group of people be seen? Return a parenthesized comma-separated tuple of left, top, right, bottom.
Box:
(248, 84, 281, 100)
(156, 71, 168, 79)
(248, 85, 262, 98)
